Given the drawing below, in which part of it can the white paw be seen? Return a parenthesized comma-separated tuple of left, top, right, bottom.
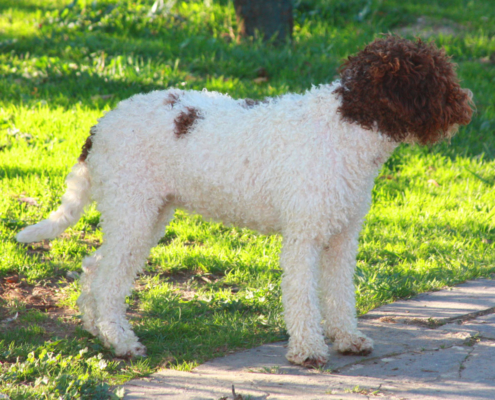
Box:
(333, 331, 373, 355)
(125, 342, 147, 358)
(113, 340, 147, 358)
(286, 338, 329, 367)
(97, 320, 147, 358)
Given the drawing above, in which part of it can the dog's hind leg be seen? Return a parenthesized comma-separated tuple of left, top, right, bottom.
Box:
(319, 224, 373, 355)
(77, 249, 103, 336)
(281, 236, 329, 367)
(76, 202, 175, 346)
(85, 189, 169, 357)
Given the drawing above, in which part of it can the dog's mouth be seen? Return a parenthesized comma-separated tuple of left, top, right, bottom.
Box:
(400, 123, 460, 145)
(402, 87, 473, 146)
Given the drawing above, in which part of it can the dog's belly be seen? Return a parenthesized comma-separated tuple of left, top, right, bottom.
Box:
(171, 184, 282, 235)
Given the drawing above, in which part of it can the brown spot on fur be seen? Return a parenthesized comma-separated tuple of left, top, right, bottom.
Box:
(164, 91, 181, 107)
(334, 36, 473, 144)
(174, 107, 203, 137)
(78, 125, 97, 162)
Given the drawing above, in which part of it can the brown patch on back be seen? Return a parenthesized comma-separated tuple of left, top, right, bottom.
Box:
(164, 91, 181, 107)
(334, 36, 473, 144)
(78, 125, 97, 162)
(174, 107, 203, 137)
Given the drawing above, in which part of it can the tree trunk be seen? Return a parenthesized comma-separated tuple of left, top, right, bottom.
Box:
(233, 0, 293, 44)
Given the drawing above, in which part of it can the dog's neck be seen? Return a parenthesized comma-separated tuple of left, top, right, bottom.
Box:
(318, 82, 399, 173)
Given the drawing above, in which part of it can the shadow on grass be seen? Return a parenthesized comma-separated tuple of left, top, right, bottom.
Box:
(0, 164, 69, 180)
(0, 0, 64, 14)
(2, 1, 492, 161)
(135, 294, 285, 365)
(0, 68, 165, 110)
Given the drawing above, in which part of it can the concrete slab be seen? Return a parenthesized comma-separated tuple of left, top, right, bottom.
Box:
(363, 279, 495, 322)
(196, 321, 471, 374)
(124, 279, 495, 400)
(461, 340, 495, 383)
(442, 312, 495, 340)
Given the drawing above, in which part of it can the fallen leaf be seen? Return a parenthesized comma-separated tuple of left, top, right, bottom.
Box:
(5, 275, 19, 283)
(19, 197, 39, 207)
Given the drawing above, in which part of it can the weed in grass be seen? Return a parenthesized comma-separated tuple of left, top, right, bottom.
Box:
(344, 385, 381, 396)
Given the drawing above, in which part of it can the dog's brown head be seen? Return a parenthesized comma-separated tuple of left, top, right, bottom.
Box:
(334, 36, 473, 144)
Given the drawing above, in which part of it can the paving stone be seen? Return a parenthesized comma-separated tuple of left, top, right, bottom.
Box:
(125, 369, 368, 400)
(124, 279, 495, 400)
(377, 380, 495, 400)
(196, 321, 471, 374)
(363, 279, 495, 322)
(442, 312, 495, 340)
(340, 345, 470, 381)
(460, 340, 495, 383)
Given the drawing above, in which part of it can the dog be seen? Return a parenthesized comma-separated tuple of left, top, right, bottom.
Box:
(17, 36, 473, 367)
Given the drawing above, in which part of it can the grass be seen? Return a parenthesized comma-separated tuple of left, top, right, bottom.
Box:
(0, 0, 494, 398)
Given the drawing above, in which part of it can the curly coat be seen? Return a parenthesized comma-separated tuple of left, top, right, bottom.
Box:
(17, 36, 472, 367)
(334, 36, 472, 144)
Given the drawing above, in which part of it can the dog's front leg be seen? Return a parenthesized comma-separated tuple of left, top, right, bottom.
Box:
(319, 224, 373, 355)
(280, 236, 328, 367)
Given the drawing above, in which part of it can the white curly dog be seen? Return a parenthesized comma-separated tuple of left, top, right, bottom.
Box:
(17, 37, 472, 367)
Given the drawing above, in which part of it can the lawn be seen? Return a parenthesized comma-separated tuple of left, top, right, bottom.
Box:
(0, 0, 494, 398)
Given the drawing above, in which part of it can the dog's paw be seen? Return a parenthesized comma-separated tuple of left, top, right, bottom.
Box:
(301, 356, 328, 369)
(287, 351, 329, 367)
(286, 339, 329, 367)
(96, 320, 147, 357)
(333, 332, 373, 356)
(112, 338, 148, 358)
(122, 342, 147, 358)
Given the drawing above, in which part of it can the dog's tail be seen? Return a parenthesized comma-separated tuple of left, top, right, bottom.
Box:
(16, 162, 92, 243)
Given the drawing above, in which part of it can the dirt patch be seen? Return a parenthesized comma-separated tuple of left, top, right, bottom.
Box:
(136, 269, 238, 301)
(1, 277, 61, 312)
(0, 276, 79, 338)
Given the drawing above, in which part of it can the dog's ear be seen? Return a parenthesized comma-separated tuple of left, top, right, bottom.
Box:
(334, 36, 473, 144)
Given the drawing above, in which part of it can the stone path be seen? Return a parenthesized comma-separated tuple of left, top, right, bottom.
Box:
(124, 279, 495, 399)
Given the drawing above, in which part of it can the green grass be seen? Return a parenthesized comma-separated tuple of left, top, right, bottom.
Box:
(1, 0, 494, 398)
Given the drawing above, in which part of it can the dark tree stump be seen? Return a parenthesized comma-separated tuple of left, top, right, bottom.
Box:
(233, 0, 293, 43)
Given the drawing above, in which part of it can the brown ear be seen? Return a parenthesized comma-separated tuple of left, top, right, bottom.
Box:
(334, 36, 473, 144)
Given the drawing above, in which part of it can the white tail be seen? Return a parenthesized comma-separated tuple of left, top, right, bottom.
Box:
(16, 162, 92, 243)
